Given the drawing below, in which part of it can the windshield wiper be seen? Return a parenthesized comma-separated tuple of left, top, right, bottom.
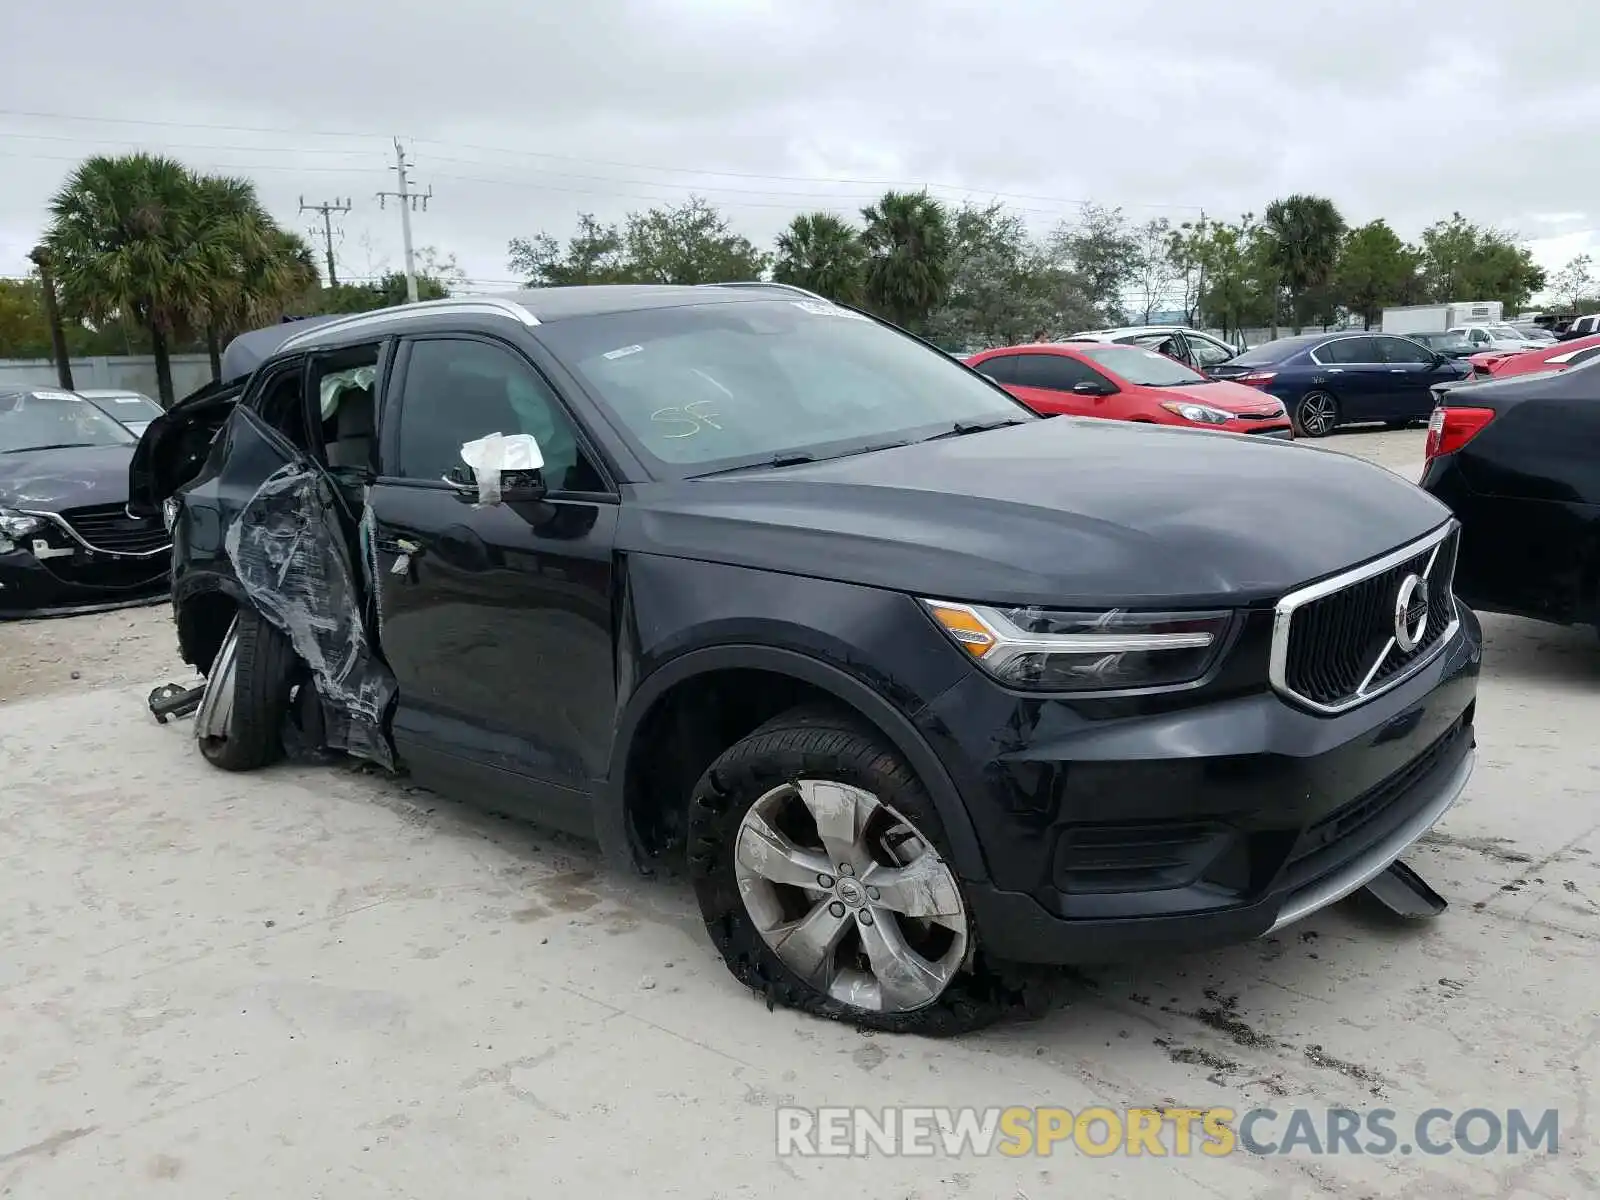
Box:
(2, 442, 98, 454)
(922, 417, 1030, 441)
(691, 452, 817, 479)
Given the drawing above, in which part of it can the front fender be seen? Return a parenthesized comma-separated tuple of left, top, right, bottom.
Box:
(597, 553, 989, 881)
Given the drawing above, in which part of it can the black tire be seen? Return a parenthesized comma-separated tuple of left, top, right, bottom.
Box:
(686, 705, 1054, 1036)
(198, 608, 300, 772)
(1293, 390, 1340, 438)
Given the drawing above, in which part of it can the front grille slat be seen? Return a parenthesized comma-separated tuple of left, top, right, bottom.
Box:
(1275, 527, 1460, 712)
(58, 503, 170, 556)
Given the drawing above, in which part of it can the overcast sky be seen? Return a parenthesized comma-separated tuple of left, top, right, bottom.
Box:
(4, 0, 1597, 301)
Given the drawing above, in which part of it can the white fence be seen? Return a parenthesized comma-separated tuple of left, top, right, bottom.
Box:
(0, 354, 214, 403)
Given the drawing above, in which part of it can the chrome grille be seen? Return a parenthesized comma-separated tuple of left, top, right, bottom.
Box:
(1270, 524, 1460, 714)
(57, 503, 171, 556)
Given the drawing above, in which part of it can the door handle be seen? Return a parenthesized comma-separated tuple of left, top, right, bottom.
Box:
(375, 536, 425, 576)
(441, 475, 480, 503)
(1389, 368, 1407, 373)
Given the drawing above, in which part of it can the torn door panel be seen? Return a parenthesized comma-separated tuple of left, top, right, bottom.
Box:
(223, 461, 398, 769)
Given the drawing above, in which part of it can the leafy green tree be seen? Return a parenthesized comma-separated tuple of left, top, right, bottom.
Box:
(773, 212, 867, 304)
(508, 214, 633, 286)
(860, 190, 952, 331)
(1417, 213, 1546, 309)
(316, 272, 451, 314)
(44, 153, 219, 405)
(1049, 203, 1139, 324)
(1180, 214, 1275, 339)
(189, 174, 320, 379)
(1546, 253, 1593, 312)
(1333, 220, 1421, 328)
(622, 197, 769, 285)
(924, 202, 1092, 349)
(1259, 194, 1347, 332)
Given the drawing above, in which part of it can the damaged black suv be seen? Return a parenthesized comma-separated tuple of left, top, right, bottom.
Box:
(133, 284, 1481, 1034)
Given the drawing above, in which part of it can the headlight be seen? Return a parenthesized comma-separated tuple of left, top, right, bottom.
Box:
(1160, 401, 1235, 425)
(921, 600, 1232, 692)
(162, 497, 180, 533)
(0, 507, 46, 539)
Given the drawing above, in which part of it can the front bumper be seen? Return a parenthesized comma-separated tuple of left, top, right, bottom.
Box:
(919, 606, 1482, 963)
(0, 545, 169, 619)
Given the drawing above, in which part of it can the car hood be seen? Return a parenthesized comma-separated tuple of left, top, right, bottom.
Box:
(624, 418, 1451, 608)
(1161, 380, 1285, 414)
(0, 443, 136, 512)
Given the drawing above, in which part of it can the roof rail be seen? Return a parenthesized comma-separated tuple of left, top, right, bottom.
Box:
(277, 295, 539, 352)
(702, 280, 830, 302)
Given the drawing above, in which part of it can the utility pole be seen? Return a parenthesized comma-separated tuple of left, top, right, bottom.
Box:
(27, 246, 74, 390)
(298, 195, 353, 286)
(376, 139, 431, 304)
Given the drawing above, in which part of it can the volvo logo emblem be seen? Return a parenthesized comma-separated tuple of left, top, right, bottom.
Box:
(1394, 574, 1430, 653)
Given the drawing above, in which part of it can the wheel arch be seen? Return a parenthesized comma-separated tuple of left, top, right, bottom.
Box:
(173, 571, 249, 676)
(600, 645, 989, 884)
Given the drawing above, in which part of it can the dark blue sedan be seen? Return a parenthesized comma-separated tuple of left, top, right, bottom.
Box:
(1208, 331, 1472, 438)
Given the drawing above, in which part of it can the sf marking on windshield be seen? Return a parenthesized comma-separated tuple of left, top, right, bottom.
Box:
(651, 401, 723, 438)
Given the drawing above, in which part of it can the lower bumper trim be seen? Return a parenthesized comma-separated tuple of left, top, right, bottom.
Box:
(1267, 745, 1475, 933)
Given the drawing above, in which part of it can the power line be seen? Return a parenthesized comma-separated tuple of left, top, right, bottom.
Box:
(0, 108, 1206, 211)
(299, 195, 354, 286)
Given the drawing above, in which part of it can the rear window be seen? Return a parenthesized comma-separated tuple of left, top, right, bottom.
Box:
(1228, 341, 1304, 366)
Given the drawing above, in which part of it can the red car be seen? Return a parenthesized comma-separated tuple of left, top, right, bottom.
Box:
(965, 342, 1293, 437)
(1467, 333, 1600, 379)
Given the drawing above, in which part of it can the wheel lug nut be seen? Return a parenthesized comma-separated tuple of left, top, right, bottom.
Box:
(867, 887, 880, 901)
(817, 874, 834, 889)
(858, 911, 874, 926)
(828, 901, 846, 918)
(838, 863, 854, 876)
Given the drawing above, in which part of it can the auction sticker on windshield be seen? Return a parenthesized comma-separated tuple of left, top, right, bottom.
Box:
(792, 300, 869, 320)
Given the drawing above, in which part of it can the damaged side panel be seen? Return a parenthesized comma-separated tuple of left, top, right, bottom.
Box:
(223, 457, 399, 770)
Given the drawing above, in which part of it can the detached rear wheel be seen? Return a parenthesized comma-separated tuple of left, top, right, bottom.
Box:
(1294, 389, 1340, 438)
(687, 706, 1044, 1035)
(195, 609, 299, 771)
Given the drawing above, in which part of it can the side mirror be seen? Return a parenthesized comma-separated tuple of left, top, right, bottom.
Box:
(452, 432, 547, 505)
(1072, 381, 1112, 396)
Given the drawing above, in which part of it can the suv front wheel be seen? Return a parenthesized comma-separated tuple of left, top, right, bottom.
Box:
(687, 705, 1046, 1035)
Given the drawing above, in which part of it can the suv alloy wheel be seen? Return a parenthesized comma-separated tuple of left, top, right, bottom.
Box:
(686, 706, 1049, 1035)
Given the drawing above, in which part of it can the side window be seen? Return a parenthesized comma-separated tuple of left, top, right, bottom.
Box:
(1189, 338, 1235, 367)
(1317, 338, 1372, 365)
(311, 344, 381, 471)
(1467, 328, 1491, 345)
(1013, 353, 1109, 392)
(972, 354, 1019, 384)
(393, 337, 604, 493)
(1569, 345, 1600, 368)
(1378, 337, 1434, 365)
(251, 357, 313, 443)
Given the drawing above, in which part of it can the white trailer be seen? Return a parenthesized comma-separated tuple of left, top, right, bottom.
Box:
(1381, 301, 1503, 334)
(1381, 304, 1451, 334)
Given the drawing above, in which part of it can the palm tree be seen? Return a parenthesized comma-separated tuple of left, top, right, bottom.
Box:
(44, 153, 215, 407)
(189, 175, 319, 379)
(1260, 195, 1347, 333)
(773, 213, 867, 304)
(860, 190, 952, 331)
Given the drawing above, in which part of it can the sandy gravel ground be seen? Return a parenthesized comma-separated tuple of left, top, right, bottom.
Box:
(3, 427, 1597, 1198)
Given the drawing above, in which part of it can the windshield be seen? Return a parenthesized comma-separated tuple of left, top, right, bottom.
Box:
(1489, 325, 1525, 340)
(536, 298, 1033, 476)
(1077, 345, 1206, 386)
(1421, 333, 1473, 353)
(84, 392, 164, 423)
(0, 391, 137, 453)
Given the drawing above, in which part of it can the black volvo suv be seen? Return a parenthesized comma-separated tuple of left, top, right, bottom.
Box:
(132, 283, 1480, 1034)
